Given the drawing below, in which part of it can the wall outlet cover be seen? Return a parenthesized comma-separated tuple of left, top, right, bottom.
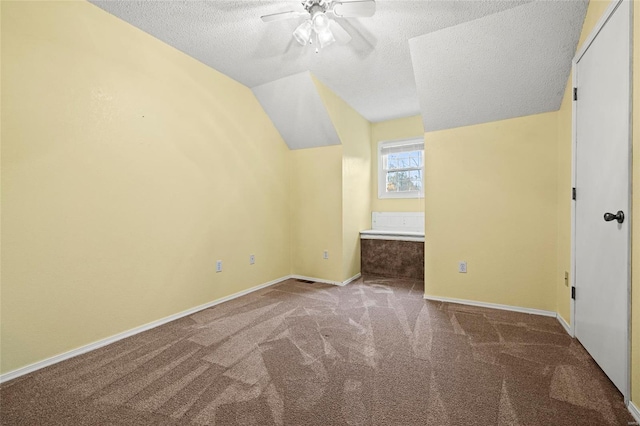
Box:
(458, 261, 467, 273)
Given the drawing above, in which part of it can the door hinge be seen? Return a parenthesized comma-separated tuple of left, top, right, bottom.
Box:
(572, 187, 576, 200)
(573, 87, 578, 101)
(571, 286, 576, 300)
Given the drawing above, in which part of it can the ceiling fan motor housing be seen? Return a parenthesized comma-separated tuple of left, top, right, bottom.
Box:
(303, 0, 331, 13)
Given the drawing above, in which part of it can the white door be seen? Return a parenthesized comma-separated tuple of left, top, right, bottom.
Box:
(573, 0, 631, 400)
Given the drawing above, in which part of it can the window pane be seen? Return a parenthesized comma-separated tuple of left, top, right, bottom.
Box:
(385, 169, 422, 192)
(386, 151, 423, 170)
(378, 138, 424, 199)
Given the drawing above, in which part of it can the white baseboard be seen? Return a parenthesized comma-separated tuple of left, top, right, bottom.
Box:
(423, 295, 556, 318)
(556, 314, 573, 337)
(291, 274, 342, 286)
(291, 273, 361, 287)
(628, 401, 640, 424)
(0, 275, 291, 385)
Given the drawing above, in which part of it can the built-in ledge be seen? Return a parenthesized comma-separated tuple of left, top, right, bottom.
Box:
(359, 229, 424, 242)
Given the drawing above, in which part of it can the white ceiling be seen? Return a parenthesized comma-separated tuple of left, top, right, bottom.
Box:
(89, 0, 544, 123)
(410, 0, 588, 131)
(252, 71, 340, 150)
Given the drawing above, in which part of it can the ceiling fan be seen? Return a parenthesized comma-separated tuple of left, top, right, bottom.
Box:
(261, 0, 376, 51)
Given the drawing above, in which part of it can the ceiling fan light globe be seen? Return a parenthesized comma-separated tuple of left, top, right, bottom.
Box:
(317, 28, 335, 49)
(312, 12, 330, 32)
(293, 20, 312, 45)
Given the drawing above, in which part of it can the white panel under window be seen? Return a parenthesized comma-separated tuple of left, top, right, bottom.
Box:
(372, 212, 424, 232)
(378, 138, 425, 199)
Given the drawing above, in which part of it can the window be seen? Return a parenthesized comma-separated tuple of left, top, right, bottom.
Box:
(378, 138, 424, 199)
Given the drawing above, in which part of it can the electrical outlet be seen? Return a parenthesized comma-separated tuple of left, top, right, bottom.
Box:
(564, 271, 569, 287)
(458, 261, 467, 273)
(249, 254, 255, 265)
(323, 250, 329, 260)
(216, 260, 222, 273)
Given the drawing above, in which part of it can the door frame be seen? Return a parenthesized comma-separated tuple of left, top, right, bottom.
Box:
(570, 0, 633, 403)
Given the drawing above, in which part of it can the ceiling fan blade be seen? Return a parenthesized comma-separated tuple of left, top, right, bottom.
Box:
(332, 1, 376, 18)
(329, 20, 352, 44)
(261, 11, 305, 22)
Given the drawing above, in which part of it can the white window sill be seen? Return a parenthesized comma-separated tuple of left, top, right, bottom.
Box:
(378, 192, 424, 200)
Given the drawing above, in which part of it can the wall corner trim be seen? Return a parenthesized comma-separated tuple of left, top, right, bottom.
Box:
(556, 314, 573, 337)
(0, 275, 292, 385)
(342, 273, 362, 286)
(423, 294, 557, 318)
(628, 401, 640, 424)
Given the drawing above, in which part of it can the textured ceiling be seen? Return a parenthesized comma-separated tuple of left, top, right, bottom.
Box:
(410, 0, 588, 132)
(89, 0, 536, 123)
(252, 71, 340, 150)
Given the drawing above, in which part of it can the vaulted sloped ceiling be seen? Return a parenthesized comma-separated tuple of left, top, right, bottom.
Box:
(409, 0, 588, 132)
(90, 0, 588, 146)
(90, 0, 535, 123)
(252, 72, 340, 150)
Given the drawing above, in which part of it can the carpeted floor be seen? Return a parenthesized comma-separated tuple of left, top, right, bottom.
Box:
(0, 276, 633, 425)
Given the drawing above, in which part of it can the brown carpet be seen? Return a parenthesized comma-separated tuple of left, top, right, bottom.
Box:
(0, 276, 633, 425)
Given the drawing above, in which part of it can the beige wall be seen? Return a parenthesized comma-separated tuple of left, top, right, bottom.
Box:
(370, 115, 425, 213)
(424, 112, 558, 312)
(1, 1, 291, 373)
(289, 146, 344, 282)
(314, 78, 372, 281)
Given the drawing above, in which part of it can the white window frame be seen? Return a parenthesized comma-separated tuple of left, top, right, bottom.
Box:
(377, 138, 425, 199)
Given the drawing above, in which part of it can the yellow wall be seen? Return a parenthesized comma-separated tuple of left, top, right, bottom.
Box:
(555, 72, 573, 324)
(423, 0, 640, 407)
(314, 78, 372, 281)
(554, 0, 640, 406)
(289, 146, 343, 282)
(424, 112, 558, 311)
(555, 0, 611, 327)
(1, 1, 291, 373)
(631, 0, 639, 412)
(370, 115, 425, 212)
(0, 0, 3, 353)
(3, 0, 638, 408)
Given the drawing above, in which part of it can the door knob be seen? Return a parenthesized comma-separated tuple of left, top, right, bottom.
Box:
(603, 210, 625, 224)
